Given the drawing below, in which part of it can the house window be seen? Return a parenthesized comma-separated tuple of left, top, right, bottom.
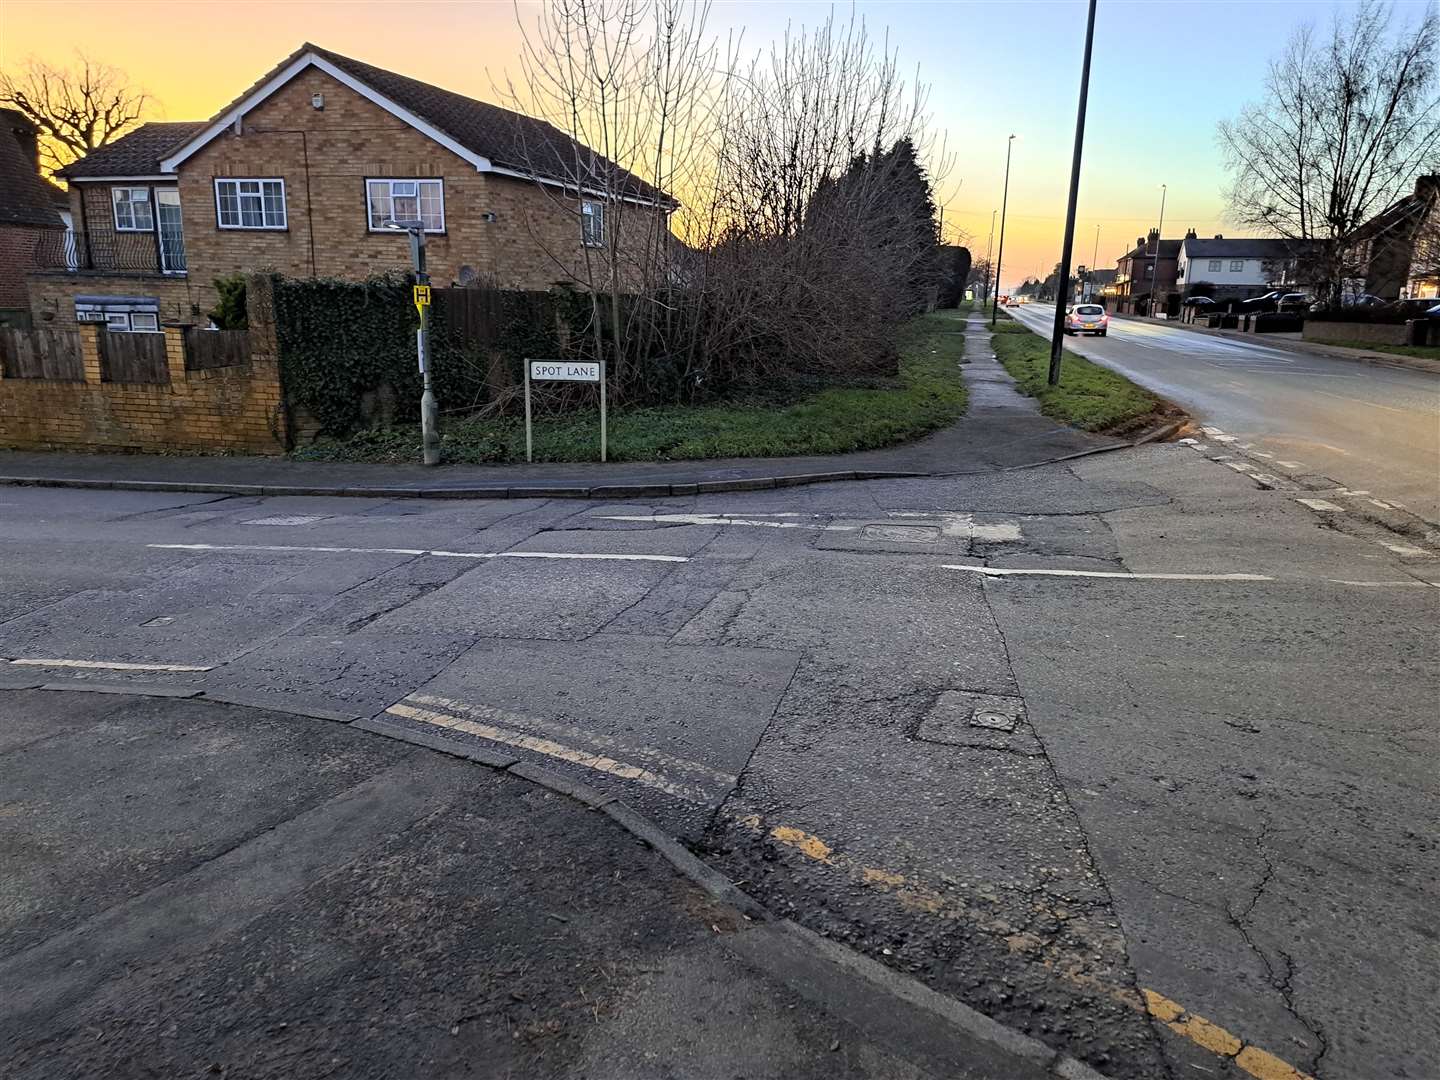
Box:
(128, 312, 160, 332)
(1230, 259, 1244, 272)
(366, 179, 444, 232)
(112, 187, 154, 231)
(215, 178, 287, 229)
(1208, 259, 1222, 272)
(581, 200, 604, 247)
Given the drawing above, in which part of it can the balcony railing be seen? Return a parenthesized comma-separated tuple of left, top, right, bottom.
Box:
(31, 230, 185, 276)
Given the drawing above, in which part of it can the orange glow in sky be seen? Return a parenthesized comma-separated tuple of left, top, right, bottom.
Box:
(2, 0, 1343, 286)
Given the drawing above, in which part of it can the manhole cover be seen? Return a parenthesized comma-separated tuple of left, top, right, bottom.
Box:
(917, 690, 1028, 747)
(862, 524, 940, 544)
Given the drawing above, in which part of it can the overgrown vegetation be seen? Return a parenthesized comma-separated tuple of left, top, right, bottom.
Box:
(293, 312, 967, 464)
(990, 321, 1159, 432)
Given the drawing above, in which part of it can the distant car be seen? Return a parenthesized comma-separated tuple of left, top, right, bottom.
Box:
(1277, 292, 1313, 312)
(1240, 290, 1284, 312)
(1182, 296, 1217, 307)
(1391, 297, 1440, 319)
(1063, 303, 1109, 336)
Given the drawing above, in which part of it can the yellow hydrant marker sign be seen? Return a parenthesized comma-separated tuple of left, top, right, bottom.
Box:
(412, 284, 431, 315)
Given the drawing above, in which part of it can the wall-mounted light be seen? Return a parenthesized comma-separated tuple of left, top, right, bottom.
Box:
(311, 92, 325, 110)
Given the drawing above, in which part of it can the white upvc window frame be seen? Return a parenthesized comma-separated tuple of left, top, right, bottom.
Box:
(214, 178, 287, 230)
(581, 199, 604, 247)
(112, 186, 154, 232)
(365, 178, 445, 233)
(128, 312, 161, 333)
(1208, 259, 1223, 272)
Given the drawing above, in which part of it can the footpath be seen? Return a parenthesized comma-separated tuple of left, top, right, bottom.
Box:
(0, 327, 1139, 500)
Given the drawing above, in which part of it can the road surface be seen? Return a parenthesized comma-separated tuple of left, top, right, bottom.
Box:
(1005, 302, 1440, 524)
(2, 430, 1435, 1079)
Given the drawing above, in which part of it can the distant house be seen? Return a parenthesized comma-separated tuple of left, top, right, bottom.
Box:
(0, 108, 66, 326)
(1344, 175, 1439, 300)
(1107, 230, 1180, 314)
(31, 43, 677, 330)
(1174, 233, 1315, 301)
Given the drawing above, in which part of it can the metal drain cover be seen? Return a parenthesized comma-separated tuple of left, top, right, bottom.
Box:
(917, 690, 1028, 748)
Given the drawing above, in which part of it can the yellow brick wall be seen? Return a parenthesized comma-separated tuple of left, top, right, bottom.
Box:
(0, 324, 285, 454)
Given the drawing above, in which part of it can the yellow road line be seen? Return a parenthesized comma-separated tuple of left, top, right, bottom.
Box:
(749, 815, 1315, 1080)
(384, 702, 711, 803)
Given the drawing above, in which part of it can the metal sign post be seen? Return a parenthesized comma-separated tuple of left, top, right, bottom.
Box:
(524, 359, 606, 463)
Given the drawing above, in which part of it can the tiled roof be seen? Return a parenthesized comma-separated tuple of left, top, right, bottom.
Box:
(162, 43, 673, 206)
(0, 108, 63, 228)
(1121, 240, 1181, 260)
(56, 122, 206, 179)
(1181, 237, 1310, 259)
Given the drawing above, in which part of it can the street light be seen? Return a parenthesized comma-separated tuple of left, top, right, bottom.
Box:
(1148, 183, 1167, 318)
(1089, 224, 1100, 301)
(1047, 0, 1098, 386)
(383, 217, 439, 466)
(991, 134, 1017, 327)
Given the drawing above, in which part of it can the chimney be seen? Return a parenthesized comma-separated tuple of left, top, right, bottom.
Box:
(4, 110, 42, 174)
(1136, 237, 1144, 248)
(1416, 174, 1440, 200)
(1213, 234, 1223, 240)
(1184, 228, 1196, 240)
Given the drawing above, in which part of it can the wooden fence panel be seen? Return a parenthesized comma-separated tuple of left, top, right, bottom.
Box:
(99, 331, 168, 384)
(184, 328, 249, 371)
(0, 328, 84, 381)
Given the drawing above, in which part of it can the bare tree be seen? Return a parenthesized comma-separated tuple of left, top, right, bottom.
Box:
(1218, 1, 1440, 303)
(0, 54, 150, 176)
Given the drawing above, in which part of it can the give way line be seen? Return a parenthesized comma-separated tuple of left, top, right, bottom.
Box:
(147, 543, 687, 563)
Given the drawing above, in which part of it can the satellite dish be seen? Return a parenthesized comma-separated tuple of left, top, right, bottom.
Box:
(458, 265, 477, 286)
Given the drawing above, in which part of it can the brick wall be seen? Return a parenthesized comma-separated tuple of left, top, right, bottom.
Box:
(0, 323, 285, 454)
(0, 224, 62, 313)
(178, 68, 668, 291)
(25, 273, 199, 329)
(1301, 320, 1413, 346)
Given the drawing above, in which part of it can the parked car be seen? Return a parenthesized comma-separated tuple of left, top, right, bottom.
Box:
(1426, 301, 1440, 318)
(1183, 296, 1217, 307)
(1391, 297, 1440, 319)
(1277, 293, 1314, 312)
(1063, 303, 1109, 336)
(1240, 291, 1285, 312)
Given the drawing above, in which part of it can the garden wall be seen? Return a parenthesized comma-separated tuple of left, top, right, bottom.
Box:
(1301, 321, 1414, 347)
(0, 322, 285, 454)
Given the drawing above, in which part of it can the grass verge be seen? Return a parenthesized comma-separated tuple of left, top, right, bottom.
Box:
(1306, 338, 1440, 362)
(990, 320, 1161, 433)
(295, 311, 969, 464)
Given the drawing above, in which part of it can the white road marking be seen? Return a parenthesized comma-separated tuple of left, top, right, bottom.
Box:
(1369, 499, 1396, 510)
(1330, 580, 1439, 588)
(9, 658, 212, 672)
(599, 513, 854, 531)
(1295, 499, 1345, 513)
(408, 692, 736, 786)
(1211, 435, 1239, 443)
(1276, 461, 1304, 469)
(1250, 474, 1283, 488)
(243, 515, 329, 526)
(147, 543, 687, 563)
(1225, 462, 1258, 473)
(1201, 426, 1225, 436)
(1310, 389, 1410, 414)
(1381, 542, 1432, 558)
(942, 565, 1273, 582)
(385, 702, 710, 802)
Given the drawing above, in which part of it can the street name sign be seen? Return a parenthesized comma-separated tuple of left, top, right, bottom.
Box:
(529, 360, 600, 382)
(524, 358, 608, 462)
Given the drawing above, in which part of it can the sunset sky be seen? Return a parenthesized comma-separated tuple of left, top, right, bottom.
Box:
(0, 0, 1407, 289)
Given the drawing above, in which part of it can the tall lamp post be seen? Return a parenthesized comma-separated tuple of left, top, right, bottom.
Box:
(1089, 224, 1101, 301)
(1047, 0, 1098, 385)
(1148, 183, 1167, 318)
(991, 134, 1017, 327)
(384, 218, 439, 466)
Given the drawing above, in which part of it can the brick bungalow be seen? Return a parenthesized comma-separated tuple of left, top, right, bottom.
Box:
(0, 108, 67, 327)
(28, 43, 677, 330)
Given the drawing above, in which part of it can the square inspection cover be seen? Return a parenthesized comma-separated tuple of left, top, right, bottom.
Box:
(917, 690, 1042, 754)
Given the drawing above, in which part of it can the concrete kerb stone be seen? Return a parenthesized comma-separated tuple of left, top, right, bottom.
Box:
(198, 688, 363, 723)
(0, 680, 1118, 1079)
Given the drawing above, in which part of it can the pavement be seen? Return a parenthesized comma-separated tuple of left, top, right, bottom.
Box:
(1006, 302, 1440, 523)
(0, 310, 1131, 501)
(2, 313, 1436, 1079)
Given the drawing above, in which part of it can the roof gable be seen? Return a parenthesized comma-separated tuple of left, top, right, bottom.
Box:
(158, 44, 672, 206)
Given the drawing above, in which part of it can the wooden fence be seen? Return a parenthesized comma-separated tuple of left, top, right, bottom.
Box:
(0, 328, 84, 381)
(184, 328, 249, 371)
(98, 330, 168, 384)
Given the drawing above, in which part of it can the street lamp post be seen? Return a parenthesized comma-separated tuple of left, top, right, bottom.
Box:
(1149, 184, 1167, 318)
(384, 218, 439, 466)
(991, 135, 1016, 327)
(1089, 224, 1100, 301)
(1047, 0, 1099, 385)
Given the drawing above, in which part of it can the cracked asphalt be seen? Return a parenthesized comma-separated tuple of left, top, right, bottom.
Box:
(1, 423, 1436, 1077)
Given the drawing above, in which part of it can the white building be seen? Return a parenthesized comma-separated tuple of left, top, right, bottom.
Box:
(1174, 234, 1310, 300)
